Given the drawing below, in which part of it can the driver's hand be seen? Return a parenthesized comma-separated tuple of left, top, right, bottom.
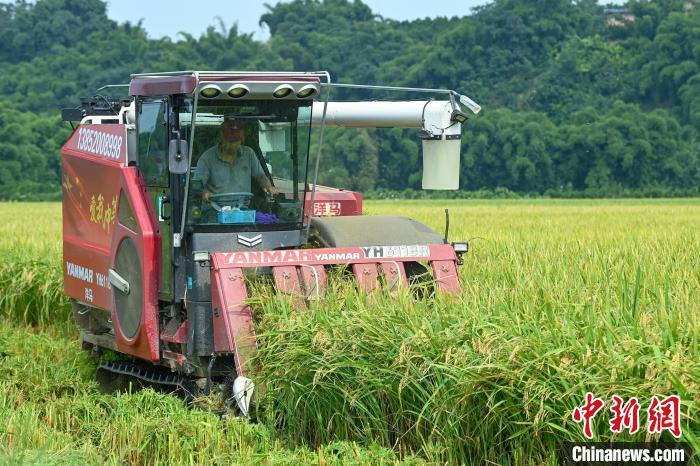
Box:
(267, 186, 280, 196)
(202, 189, 212, 202)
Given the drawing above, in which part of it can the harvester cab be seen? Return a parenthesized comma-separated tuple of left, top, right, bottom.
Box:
(61, 71, 480, 415)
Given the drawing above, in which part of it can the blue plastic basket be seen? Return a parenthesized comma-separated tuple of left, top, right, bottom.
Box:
(217, 209, 256, 224)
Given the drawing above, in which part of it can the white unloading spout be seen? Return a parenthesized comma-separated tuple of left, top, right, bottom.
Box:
(311, 100, 478, 190)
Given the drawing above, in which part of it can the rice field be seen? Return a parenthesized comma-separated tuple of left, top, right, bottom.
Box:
(0, 200, 698, 464)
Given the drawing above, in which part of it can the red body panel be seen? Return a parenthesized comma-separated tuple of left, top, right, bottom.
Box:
(210, 267, 257, 376)
(272, 266, 304, 295)
(352, 263, 380, 291)
(432, 260, 461, 294)
(62, 124, 161, 361)
(62, 125, 127, 310)
(300, 265, 327, 299)
(129, 75, 197, 96)
(380, 262, 408, 292)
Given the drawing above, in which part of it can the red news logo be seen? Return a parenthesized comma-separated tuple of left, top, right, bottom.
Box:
(609, 395, 641, 435)
(648, 395, 682, 438)
(572, 392, 682, 439)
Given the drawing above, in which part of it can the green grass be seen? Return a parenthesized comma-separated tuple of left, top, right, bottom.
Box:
(0, 200, 698, 464)
(0, 203, 69, 327)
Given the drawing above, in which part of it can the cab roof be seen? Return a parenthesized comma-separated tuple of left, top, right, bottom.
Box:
(129, 71, 325, 97)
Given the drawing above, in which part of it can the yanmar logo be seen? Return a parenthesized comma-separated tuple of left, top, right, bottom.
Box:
(220, 245, 431, 267)
(65, 261, 94, 284)
(226, 250, 361, 265)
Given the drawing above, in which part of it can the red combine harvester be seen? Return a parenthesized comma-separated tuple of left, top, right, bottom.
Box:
(61, 71, 480, 415)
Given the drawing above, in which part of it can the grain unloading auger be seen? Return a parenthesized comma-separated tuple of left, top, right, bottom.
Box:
(60, 71, 480, 415)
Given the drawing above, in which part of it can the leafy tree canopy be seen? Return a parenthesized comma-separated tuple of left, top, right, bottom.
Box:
(0, 0, 697, 199)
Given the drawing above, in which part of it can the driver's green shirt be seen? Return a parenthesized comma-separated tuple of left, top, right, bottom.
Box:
(195, 145, 264, 194)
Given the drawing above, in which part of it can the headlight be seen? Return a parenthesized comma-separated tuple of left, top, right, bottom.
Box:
(452, 242, 469, 253)
(296, 84, 318, 98)
(272, 84, 293, 98)
(193, 251, 209, 262)
(200, 86, 221, 98)
(228, 84, 249, 98)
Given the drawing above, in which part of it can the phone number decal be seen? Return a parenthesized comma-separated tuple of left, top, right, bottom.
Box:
(77, 127, 123, 160)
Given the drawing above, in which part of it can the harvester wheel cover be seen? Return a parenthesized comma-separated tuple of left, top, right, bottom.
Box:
(113, 237, 143, 339)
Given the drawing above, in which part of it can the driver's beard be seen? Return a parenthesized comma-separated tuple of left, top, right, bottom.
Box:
(220, 141, 241, 157)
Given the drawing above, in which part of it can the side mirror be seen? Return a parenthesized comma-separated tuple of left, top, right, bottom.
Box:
(169, 139, 189, 174)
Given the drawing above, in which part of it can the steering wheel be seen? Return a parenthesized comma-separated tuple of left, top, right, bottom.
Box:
(208, 192, 253, 212)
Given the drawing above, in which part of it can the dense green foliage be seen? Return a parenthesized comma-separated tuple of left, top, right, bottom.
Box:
(0, 0, 698, 199)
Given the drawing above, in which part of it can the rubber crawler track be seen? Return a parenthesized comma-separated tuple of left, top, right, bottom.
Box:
(97, 360, 197, 400)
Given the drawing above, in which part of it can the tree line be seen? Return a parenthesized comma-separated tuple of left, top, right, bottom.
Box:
(0, 0, 698, 200)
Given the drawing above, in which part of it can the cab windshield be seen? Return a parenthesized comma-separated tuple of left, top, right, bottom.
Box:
(185, 100, 312, 229)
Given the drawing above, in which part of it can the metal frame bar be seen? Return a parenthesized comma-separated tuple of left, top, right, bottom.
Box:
(177, 73, 200, 242)
(323, 82, 454, 95)
(304, 71, 332, 241)
(96, 84, 130, 91)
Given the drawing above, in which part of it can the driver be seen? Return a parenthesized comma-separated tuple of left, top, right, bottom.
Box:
(196, 118, 279, 202)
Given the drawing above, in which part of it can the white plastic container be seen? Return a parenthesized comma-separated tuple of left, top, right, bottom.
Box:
(422, 136, 461, 190)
